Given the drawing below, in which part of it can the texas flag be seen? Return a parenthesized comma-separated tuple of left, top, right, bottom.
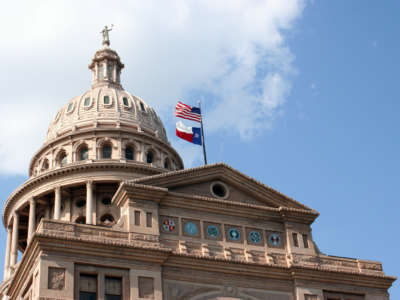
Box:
(176, 121, 202, 145)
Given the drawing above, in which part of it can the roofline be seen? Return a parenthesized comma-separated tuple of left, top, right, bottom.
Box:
(131, 162, 316, 212)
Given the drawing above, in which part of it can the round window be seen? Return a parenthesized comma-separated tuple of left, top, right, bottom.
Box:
(101, 197, 111, 205)
(210, 182, 229, 199)
(76, 199, 86, 208)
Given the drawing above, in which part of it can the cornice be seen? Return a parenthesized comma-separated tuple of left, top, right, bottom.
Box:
(113, 182, 168, 206)
(164, 192, 318, 223)
(132, 163, 315, 212)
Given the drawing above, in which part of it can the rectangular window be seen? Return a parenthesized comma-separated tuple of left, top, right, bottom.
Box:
(146, 212, 152, 228)
(138, 277, 154, 299)
(99, 65, 104, 80)
(105, 277, 122, 300)
(305, 295, 318, 300)
(104, 96, 110, 105)
(79, 274, 97, 300)
(134, 211, 141, 226)
(292, 233, 299, 247)
(302, 234, 309, 248)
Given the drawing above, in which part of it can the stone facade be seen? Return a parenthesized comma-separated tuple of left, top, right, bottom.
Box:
(0, 38, 396, 300)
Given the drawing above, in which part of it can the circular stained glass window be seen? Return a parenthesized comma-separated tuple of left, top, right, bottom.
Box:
(228, 228, 240, 241)
(268, 233, 281, 247)
(162, 219, 175, 232)
(184, 222, 198, 236)
(249, 231, 262, 244)
(207, 225, 220, 238)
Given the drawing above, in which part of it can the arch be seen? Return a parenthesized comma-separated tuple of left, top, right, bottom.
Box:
(96, 138, 116, 160)
(56, 150, 68, 167)
(125, 145, 135, 160)
(146, 149, 155, 164)
(164, 157, 171, 169)
(41, 158, 49, 171)
(75, 216, 86, 224)
(100, 214, 115, 226)
(101, 143, 112, 159)
(77, 143, 89, 161)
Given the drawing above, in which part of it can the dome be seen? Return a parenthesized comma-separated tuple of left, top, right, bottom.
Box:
(46, 86, 168, 144)
(46, 47, 168, 144)
(28, 40, 183, 177)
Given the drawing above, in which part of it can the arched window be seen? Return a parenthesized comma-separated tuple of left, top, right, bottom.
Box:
(100, 214, 115, 226)
(41, 159, 49, 170)
(58, 151, 67, 166)
(79, 145, 89, 161)
(75, 216, 86, 224)
(102, 144, 112, 159)
(146, 151, 154, 164)
(125, 146, 134, 160)
(164, 158, 170, 169)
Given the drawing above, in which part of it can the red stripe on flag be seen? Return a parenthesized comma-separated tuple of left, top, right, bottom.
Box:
(176, 128, 193, 143)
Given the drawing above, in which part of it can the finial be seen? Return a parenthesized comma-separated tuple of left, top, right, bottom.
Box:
(101, 24, 114, 46)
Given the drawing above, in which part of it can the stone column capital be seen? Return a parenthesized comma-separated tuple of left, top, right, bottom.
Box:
(29, 197, 36, 205)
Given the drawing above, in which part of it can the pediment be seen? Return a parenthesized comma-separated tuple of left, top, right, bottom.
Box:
(133, 163, 314, 211)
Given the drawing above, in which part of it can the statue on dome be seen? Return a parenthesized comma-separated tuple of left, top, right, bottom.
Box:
(101, 25, 113, 46)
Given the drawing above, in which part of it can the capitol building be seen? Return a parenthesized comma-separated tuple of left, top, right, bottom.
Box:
(0, 34, 395, 300)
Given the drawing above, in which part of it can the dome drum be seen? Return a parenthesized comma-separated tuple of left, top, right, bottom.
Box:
(30, 129, 182, 177)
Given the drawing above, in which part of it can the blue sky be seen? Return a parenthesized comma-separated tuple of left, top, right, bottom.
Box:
(0, 0, 399, 297)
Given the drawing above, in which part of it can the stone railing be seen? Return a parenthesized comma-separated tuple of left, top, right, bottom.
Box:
(36, 219, 129, 244)
(290, 253, 384, 275)
(35, 219, 163, 250)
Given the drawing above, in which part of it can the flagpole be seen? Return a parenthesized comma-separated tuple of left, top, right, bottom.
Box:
(198, 100, 208, 165)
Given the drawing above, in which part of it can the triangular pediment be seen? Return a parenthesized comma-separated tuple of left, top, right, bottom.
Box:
(132, 163, 314, 211)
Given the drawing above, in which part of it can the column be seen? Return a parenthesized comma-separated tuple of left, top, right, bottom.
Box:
(141, 144, 146, 162)
(54, 186, 61, 220)
(10, 212, 19, 266)
(3, 227, 11, 279)
(86, 181, 93, 225)
(28, 198, 36, 243)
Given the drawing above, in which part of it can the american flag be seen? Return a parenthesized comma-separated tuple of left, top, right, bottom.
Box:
(175, 101, 202, 123)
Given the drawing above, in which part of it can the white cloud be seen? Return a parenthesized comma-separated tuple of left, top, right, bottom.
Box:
(0, 0, 305, 174)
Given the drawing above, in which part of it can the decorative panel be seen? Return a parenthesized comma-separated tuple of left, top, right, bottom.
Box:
(266, 231, 284, 249)
(48, 267, 65, 290)
(203, 222, 222, 241)
(246, 228, 264, 246)
(160, 216, 179, 235)
(138, 276, 154, 299)
(225, 225, 243, 243)
(182, 218, 201, 238)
